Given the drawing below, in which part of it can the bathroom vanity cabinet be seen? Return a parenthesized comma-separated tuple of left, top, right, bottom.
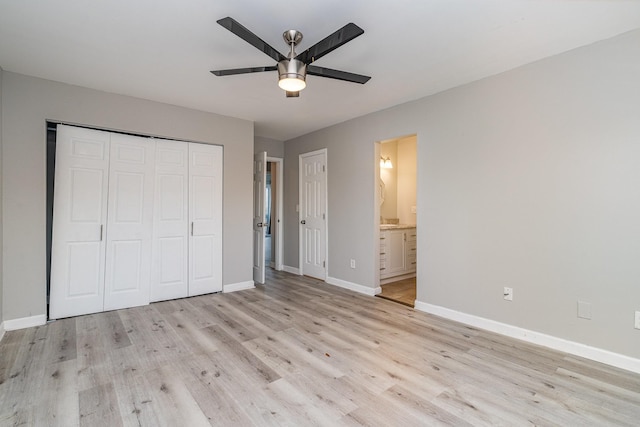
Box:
(379, 226, 416, 284)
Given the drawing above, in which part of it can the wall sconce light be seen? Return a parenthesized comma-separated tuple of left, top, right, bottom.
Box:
(380, 156, 393, 169)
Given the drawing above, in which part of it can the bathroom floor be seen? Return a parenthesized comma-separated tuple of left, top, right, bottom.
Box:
(376, 277, 416, 307)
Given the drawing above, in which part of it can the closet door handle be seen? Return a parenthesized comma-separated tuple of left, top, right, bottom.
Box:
(300, 220, 306, 225)
(100, 224, 103, 241)
(191, 222, 194, 236)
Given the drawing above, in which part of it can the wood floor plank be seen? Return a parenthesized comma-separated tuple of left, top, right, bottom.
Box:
(141, 365, 212, 427)
(75, 314, 140, 392)
(163, 311, 220, 356)
(111, 370, 164, 427)
(43, 317, 77, 364)
(176, 354, 255, 426)
(33, 359, 79, 426)
(0, 325, 49, 412)
(188, 351, 293, 425)
(78, 382, 123, 427)
(0, 330, 25, 386)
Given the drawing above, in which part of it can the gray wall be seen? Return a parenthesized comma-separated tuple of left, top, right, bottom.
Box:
(255, 136, 284, 158)
(283, 29, 640, 358)
(1, 72, 254, 322)
(0, 67, 3, 325)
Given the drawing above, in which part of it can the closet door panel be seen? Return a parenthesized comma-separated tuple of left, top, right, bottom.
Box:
(103, 134, 155, 311)
(151, 140, 189, 302)
(50, 125, 110, 319)
(189, 143, 223, 296)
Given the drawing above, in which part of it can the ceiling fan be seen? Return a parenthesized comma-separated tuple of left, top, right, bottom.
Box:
(210, 17, 371, 97)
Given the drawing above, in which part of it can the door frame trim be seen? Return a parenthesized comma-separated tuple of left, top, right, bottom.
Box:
(298, 148, 328, 279)
(253, 151, 267, 284)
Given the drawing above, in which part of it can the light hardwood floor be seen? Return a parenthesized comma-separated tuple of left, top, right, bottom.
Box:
(1, 269, 639, 426)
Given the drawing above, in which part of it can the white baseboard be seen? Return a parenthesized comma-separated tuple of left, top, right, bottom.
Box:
(414, 301, 640, 375)
(4, 314, 47, 331)
(282, 265, 301, 275)
(326, 276, 381, 296)
(223, 281, 255, 293)
(0, 322, 5, 343)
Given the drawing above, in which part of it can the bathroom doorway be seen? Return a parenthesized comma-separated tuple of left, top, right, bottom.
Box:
(376, 135, 417, 307)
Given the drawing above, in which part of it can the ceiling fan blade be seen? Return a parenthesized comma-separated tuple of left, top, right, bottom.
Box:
(210, 66, 277, 76)
(307, 65, 371, 84)
(217, 17, 285, 62)
(295, 23, 364, 65)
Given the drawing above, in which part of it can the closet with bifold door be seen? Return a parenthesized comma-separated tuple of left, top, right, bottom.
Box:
(50, 125, 222, 319)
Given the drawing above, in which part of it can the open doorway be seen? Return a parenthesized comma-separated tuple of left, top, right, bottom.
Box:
(266, 157, 283, 271)
(376, 135, 417, 307)
(253, 154, 283, 284)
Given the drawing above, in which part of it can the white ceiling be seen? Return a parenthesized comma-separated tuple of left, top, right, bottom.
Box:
(1, 1, 640, 141)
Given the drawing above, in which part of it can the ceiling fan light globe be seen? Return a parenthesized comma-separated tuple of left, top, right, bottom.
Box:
(278, 59, 307, 92)
(278, 77, 306, 92)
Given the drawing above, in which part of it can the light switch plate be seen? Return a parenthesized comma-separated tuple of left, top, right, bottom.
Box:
(578, 301, 592, 320)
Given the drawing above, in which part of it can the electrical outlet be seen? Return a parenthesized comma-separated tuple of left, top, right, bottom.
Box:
(503, 287, 513, 301)
(635, 311, 640, 330)
(350, 259, 356, 269)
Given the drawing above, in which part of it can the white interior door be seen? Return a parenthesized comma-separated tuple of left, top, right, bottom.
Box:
(103, 134, 156, 311)
(50, 125, 110, 319)
(299, 150, 327, 280)
(189, 143, 223, 296)
(150, 140, 189, 302)
(253, 151, 267, 284)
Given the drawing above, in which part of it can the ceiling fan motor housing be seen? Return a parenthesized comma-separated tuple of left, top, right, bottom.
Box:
(278, 59, 306, 81)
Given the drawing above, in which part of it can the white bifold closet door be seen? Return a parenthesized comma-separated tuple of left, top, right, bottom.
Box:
(51, 126, 156, 319)
(103, 133, 156, 311)
(187, 143, 223, 296)
(51, 125, 223, 319)
(50, 126, 110, 319)
(150, 141, 222, 299)
(150, 140, 189, 302)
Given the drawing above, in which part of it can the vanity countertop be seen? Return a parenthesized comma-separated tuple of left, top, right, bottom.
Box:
(380, 224, 416, 230)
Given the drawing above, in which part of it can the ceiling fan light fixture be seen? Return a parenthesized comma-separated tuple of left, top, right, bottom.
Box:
(277, 59, 307, 92)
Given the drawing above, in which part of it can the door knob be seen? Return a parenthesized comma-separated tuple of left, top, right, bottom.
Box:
(300, 220, 306, 224)
(256, 222, 263, 227)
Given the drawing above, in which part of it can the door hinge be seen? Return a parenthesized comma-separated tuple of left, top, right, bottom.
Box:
(323, 261, 326, 268)
(322, 165, 325, 172)
(322, 213, 325, 220)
